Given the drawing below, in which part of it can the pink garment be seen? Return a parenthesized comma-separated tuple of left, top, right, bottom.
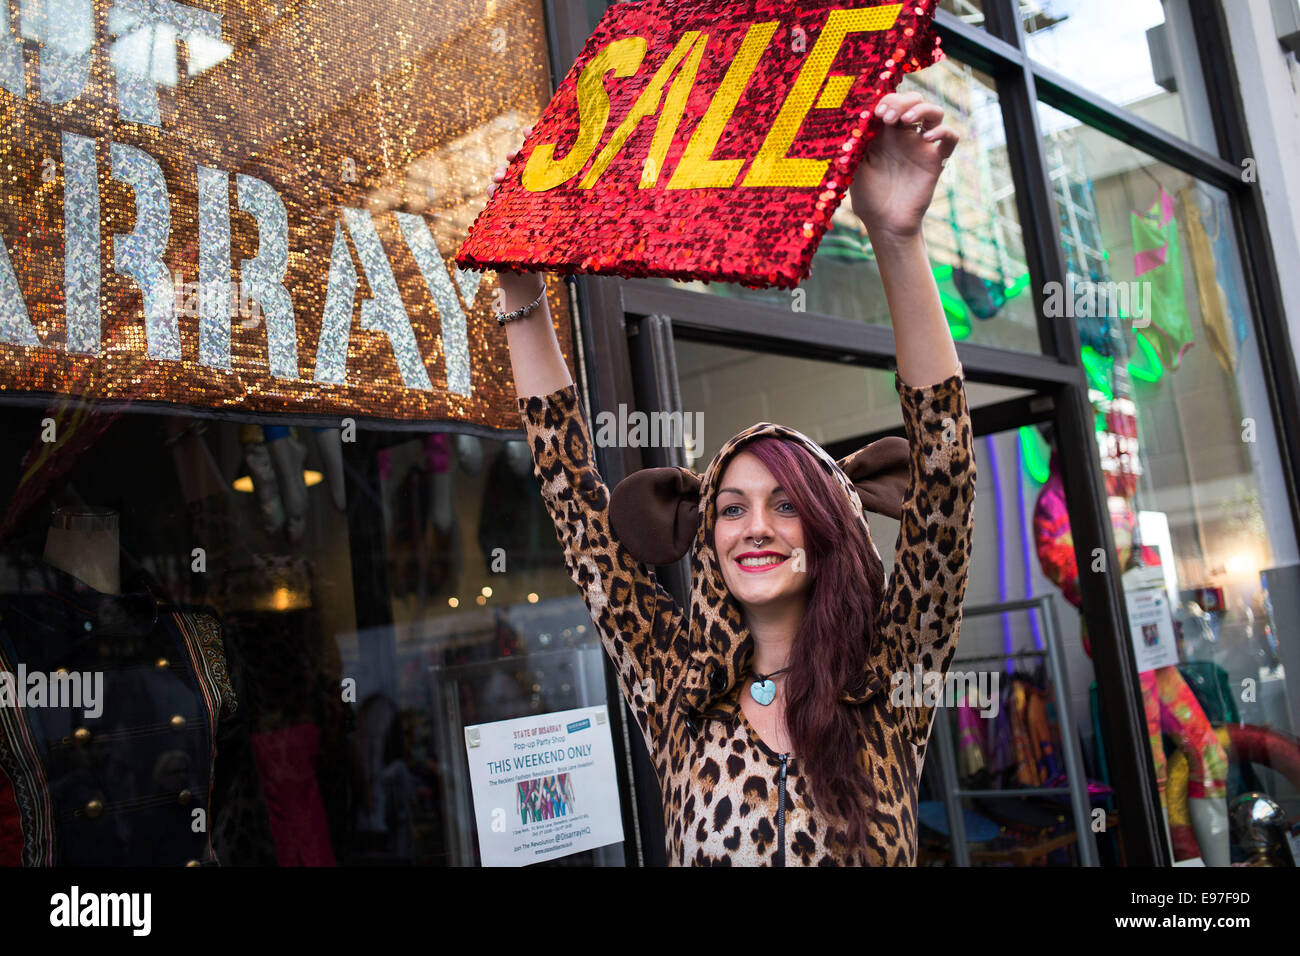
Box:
(425, 433, 451, 472)
(250, 723, 338, 867)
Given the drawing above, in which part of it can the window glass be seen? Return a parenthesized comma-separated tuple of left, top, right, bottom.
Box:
(0, 412, 624, 867)
(1023, 0, 1220, 153)
(1035, 100, 1299, 865)
(940, 0, 986, 30)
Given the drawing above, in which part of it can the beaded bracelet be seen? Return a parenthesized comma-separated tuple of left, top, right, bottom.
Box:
(496, 285, 547, 327)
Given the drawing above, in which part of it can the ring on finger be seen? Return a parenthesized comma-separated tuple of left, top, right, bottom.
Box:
(912, 121, 925, 135)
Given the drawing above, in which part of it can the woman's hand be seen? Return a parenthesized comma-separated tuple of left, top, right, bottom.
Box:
(488, 124, 532, 201)
(848, 92, 958, 245)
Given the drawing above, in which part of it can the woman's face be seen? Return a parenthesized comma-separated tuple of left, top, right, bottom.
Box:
(714, 451, 809, 612)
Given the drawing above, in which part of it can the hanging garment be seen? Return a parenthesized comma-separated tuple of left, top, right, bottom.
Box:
(1178, 185, 1236, 377)
(1130, 186, 1195, 371)
(1074, 280, 1124, 358)
(477, 442, 564, 574)
(951, 265, 1007, 321)
(1025, 683, 1062, 783)
(262, 426, 309, 544)
(1008, 678, 1042, 788)
(249, 723, 337, 867)
(1032, 452, 1082, 609)
(1179, 661, 1239, 725)
(1208, 203, 1251, 352)
(1142, 665, 1229, 808)
(956, 686, 988, 783)
(987, 679, 1017, 788)
(240, 424, 285, 537)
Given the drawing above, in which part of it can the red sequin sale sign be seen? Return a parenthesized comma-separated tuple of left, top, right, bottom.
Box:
(457, 0, 943, 289)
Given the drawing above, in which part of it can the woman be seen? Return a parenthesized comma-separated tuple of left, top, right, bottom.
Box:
(491, 91, 976, 865)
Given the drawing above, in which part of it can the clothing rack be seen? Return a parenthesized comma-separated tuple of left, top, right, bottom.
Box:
(926, 593, 1100, 866)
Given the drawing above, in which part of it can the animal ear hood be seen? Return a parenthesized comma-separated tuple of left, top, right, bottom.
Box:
(607, 465, 701, 567)
(608, 427, 910, 568)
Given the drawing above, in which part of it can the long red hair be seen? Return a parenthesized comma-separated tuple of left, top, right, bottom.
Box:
(714, 435, 888, 854)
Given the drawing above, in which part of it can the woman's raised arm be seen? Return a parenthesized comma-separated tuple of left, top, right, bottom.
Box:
(850, 92, 976, 749)
(850, 91, 961, 389)
(487, 131, 689, 755)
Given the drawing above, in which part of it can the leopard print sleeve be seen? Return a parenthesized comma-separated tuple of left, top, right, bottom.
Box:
(873, 364, 977, 751)
(518, 382, 689, 748)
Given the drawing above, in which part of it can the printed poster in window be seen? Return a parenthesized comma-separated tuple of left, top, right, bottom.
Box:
(1125, 586, 1180, 673)
(464, 705, 623, 866)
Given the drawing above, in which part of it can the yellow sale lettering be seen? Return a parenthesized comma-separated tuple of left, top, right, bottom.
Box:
(522, 35, 648, 192)
(578, 30, 704, 189)
(523, 5, 903, 193)
(667, 21, 779, 190)
(744, 6, 902, 187)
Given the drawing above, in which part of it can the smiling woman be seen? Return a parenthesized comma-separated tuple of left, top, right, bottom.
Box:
(497, 90, 976, 865)
(713, 434, 895, 848)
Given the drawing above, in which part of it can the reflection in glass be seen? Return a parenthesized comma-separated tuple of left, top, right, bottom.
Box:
(1035, 100, 1298, 865)
(1023, 0, 1218, 152)
(939, 0, 985, 29)
(0, 414, 623, 866)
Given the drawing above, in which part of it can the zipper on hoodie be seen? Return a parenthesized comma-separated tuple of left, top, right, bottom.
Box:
(776, 753, 788, 867)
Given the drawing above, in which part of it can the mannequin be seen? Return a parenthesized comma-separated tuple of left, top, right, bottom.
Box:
(455, 434, 484, 477)
(0, 504, 256, 866)
(43, 506, 120, 595)
(314, 427, 347, 512)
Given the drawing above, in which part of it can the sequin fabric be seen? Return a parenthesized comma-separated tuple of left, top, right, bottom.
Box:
(0, 1, 570, 428)
(457, 0, 944, 289)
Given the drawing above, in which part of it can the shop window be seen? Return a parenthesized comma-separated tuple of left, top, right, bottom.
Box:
(0, 413, 625, 866)
(1034, 100, 1300, 865)
(0, 0, 628, 867)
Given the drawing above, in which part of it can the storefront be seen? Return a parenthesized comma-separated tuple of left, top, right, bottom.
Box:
(0, 0, 1296, 867)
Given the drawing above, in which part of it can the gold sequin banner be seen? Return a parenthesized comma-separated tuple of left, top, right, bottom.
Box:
(0, 0, 570, 429)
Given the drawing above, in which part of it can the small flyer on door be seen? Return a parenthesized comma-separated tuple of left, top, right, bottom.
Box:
(1124, 586, 1180, 673)
(464, 704, 624, 866)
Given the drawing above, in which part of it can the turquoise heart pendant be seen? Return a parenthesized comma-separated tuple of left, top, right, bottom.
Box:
(750, 679, 777, 706)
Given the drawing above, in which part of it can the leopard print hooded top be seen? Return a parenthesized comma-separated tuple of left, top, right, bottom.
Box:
(517, 364, 975, 865)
